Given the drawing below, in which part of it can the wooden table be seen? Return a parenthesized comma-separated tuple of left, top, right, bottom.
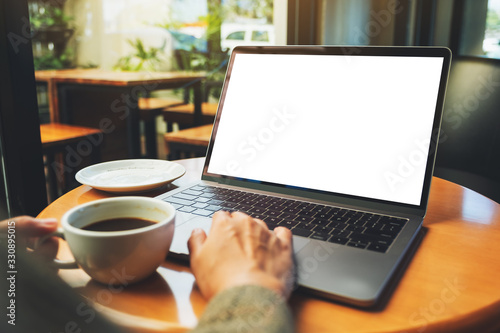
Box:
(35, 69, 206, 160)
(38, 158, 500, 333)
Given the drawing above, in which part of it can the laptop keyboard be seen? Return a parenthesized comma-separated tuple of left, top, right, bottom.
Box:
(162, 184, 408, 253)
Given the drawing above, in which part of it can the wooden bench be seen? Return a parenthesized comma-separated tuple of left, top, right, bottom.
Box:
(164, 124, 213, 160)
(162, 102, 218, 132)
(40, 123, 102, 201)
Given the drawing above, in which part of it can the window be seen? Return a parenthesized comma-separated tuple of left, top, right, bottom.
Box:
(226, 31, 245, 40)
(252, 30, 269, 42)
(452, 0, 500, 58)
(484, 0, 500, 57)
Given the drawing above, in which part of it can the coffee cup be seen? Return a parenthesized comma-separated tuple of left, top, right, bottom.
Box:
(38, 196, 175, 285)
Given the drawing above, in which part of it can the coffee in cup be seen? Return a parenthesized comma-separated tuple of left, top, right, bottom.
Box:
(38, 196, 175, 285)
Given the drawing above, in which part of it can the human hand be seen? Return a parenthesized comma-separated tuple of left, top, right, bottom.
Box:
(0, 215, 59, 260)
(188, 211, 295, 300)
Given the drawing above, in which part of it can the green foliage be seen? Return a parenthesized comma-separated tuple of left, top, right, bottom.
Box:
(33, 48, 73, 70)
(224, 0, 274, 23)
(156, 2, 229, 99)
(487, 8, 500, 30)
(113, 38, 166, 72)
(203, 1, 224, 53)
(154, 20, 183, 31)
(30, 6, 73, 29)
(30, 2, 75, 70)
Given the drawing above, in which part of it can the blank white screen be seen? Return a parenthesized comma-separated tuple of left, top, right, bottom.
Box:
(207, 53, 444, 205)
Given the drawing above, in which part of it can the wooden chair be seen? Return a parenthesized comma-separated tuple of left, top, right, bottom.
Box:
(164, 124, 213, 160)
(40, 123, 102, 202)
(162, 102, 218, 132)
(434, 57, 500, 203)
(161, 81, 221, 132)
(138, 97, 186, 158)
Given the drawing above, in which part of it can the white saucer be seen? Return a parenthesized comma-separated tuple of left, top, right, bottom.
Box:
(75, 159, 186, 193)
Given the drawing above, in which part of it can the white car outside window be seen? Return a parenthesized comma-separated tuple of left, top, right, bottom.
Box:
(221, 24, 275, 51)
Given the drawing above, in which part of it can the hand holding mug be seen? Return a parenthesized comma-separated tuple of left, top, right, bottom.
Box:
(0, 216, 59, 261)
(37, 197, 176, 285)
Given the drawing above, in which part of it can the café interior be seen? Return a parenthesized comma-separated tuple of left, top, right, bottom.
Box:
(1, 0, 500, 332)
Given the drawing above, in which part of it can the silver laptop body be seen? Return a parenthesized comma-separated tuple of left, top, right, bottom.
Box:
(156, 46, 451, 308)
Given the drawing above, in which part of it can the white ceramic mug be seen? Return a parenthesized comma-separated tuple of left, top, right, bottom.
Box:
(39, 197, 175, 285)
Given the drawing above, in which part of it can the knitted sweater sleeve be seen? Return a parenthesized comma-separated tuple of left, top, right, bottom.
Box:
(191, 285, 294, 333)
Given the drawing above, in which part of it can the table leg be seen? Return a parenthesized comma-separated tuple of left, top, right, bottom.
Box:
(126, 100, 141, 159)
(192, 81, 203, 126)
(44, 153, 58, 202)
(47, 79, 60, 123)
(144, 117, 158, 159)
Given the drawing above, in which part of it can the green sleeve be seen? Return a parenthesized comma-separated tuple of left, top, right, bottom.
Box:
(191, 285, 294, 333)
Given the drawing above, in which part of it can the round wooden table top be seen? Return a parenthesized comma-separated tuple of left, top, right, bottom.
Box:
(38, 158, 500, 333)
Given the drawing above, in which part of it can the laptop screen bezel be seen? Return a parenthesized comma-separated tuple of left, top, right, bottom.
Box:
(201, 46, 452, 217)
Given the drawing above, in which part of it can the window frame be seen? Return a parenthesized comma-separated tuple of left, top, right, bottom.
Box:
(449, 0, 500, 60)
(0, 0, 47, 217)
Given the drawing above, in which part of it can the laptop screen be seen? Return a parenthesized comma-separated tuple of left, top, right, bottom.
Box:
(206, 48, 447, 207)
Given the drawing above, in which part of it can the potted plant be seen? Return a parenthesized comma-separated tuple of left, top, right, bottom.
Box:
(113, 38, 166, 72)
(29, 1, 75, 69)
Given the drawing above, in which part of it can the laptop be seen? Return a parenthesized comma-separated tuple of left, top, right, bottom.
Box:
(156, 46, 451, 308)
